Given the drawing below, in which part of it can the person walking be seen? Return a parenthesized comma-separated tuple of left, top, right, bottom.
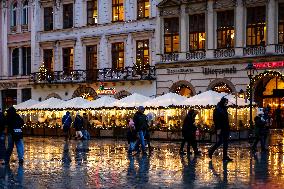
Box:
(208, 97, 232, 162)
(127, 118, 137, 154)
(82, 113, 91, 140)
(0, 109, 6, 165)
(73, 112, 84, 140)
(251, 111, 266, 153)
(5, 107, 25, 165)
(133, 106, 148, 155)
(62, 111, 72, 140)
(180, 109, 201, 156)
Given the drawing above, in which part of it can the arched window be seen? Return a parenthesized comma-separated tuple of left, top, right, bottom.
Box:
(11, 2, 17, 27)
(175, 84, 193, 98)
(22, 0, 28, 25)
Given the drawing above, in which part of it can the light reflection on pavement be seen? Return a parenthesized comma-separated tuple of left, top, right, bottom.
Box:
(1, 130, 284, 188)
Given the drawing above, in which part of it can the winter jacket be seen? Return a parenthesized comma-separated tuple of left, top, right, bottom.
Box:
(127, 127, 137, 143)
(254, 116, 266, 137)
(62, 113, 72, 129)
(213, 105, 229, 133)
(73, 115, 83, 131)
(6, 107, 24, 140)
(182, 112, 197, 138)
(133, 111, 148, 131)
(0, 112, 5, 133)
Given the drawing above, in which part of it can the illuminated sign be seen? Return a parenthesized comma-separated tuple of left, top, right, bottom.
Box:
(202, 66, 237, 75)
(253, 61, 284, 69)
(96, 88, 116, 95)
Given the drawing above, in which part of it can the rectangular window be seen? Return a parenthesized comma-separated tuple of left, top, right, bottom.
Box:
(112, 0, 124, 22)
(246, 6, 266, 46)
(87, 0, 98, 25)
(137, 0, 150, 19)
(164, 17, 179, 53)
(22, 47, 31, 75)
(44, 7, 53, 31)
(22, 1, 29, 25)
(86, 45, 97, 80)
(12, 48, 19, 76)
(217, 10, 235, 48)
(43, 49, 54, 72)
(111, 42, 124, 69)
(22, 88, 31, 102)
(279, 3, 284, 44)
(11, 3, 17, 27)
(63, 4, 73, 29)
(136, 39, 149, 69)
(189, 14, 205, 51)
(62, 47, 74, 74)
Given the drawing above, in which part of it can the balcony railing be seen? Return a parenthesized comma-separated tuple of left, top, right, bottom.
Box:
(29, 66, 156, 84)
(186, 50, 206, 60)
(160, 53, 179, 62)
(275, 44, 284, 54)
(243, 46, 266, 56)
(214, 48, 235, 58)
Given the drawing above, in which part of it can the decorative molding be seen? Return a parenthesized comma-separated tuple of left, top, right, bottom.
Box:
(81, 36, 101, 46)
(157, 0, 181, 8)
(242, 0, 269, 6)
(45, 93, 62, 100)
(160, 7, 180, 16)
(169, 80, 196, 96)
(186, 2, 207, 13)
(39, 41, 56, 49)
(207, 78, 236, 93)
(72, 86, 98, 99)
(213, 0, 236, 9)
(114, 90, 131, 100)
(0, 82, 18, 90)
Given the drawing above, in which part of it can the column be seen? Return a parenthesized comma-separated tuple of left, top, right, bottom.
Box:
(74, 0, 84, 27)
(54, 42, 61, 71)
(17, 89, 22, 104)
(267, 0, 276, 53)
(74, 39, 84, 69)
(99, 36, 109, 69)
(2, 5, 9, 76)
(206, 0, 214, 58)
(19, 48, 23, 75)
(54, 2, 63, 29)
(125, 34, 133, 67)
(180, 4, 188, 60)
(31, 0, 41, 72)
(155, 11, 162, 62)
(99, 0, 111, 24)
(235, 0, 245, 56)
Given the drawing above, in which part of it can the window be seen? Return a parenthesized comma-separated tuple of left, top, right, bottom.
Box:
(111, 42, 124, 69)
(189, 14, 205, 51)
(86, 45, 97, 80)
(62, 47, 74, 74)
(87, 0, 98, 25)
(164, 17, 179, 53)
(22, 47, 31, 75)
(63, 4, 73, 29)
(12, 48, 19, 76)
(246, 6, 266, 46)
(44, 7, 53, 31)
(137, 0, 150, 19)
(217, 10, 234, 48)
(136, 39, 149, 69)
(112, 0, 124, 22)
(22, 88, 31, 102)
(43, 49, 54, 72)
(11, 2, 17, 27)
(279, 3, 284, 44)
(22, 0, 28, 25)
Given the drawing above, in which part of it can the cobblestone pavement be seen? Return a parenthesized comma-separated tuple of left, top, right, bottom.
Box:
(1, 130, 284, 189)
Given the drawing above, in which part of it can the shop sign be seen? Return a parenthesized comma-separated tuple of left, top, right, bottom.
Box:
(166, 68, 194, 74)
(96, 88, 116, 95)
(0, 82, 17, 89)
(253, 61, 284, 69)
(202, 66, 237, 75)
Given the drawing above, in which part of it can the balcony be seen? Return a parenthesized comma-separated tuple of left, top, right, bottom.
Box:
(243, 46, 266, 57)
(29, 66, 156, 84)
(275, 44, 284, 54)
(214, 48, 235, 59)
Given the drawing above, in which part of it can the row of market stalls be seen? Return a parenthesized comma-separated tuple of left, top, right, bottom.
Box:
(15, 90, 256, 132)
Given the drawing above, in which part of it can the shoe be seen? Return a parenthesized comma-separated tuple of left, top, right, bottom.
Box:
(223, 157, 233, 162)
(19, 159, 24, 165)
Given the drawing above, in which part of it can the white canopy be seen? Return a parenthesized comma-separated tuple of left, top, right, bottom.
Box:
(14, 99, 39, 110)
(54, 97, 90, 109)
(30, 97, 64, 110)
(113, 93, 151, 107)
(145, 92, 188, 107)
(83, 96, 117, 109)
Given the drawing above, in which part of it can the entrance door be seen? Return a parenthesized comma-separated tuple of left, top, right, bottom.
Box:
(86, 45, 97, 81)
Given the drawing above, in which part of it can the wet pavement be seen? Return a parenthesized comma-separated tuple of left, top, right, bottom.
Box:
(1, 130, 284, 188)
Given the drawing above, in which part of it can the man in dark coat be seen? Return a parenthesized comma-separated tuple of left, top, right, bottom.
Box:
(180, 109, 201, 156)
(208, 97, 232, 161)
(62, 111, 72, 140)
(133, 106, 148, 154)
(5, 107, 25, 164)
(251, 112, 266, 152)
(0, 109, 6, 164)
(73, 112, 83, 140)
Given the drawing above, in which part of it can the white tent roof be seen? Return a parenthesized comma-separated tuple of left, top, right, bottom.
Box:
(83, 96, 117, 109)
(14, 99, 39, 110)
(30, 97, 64, 110)
(54, 97, 90, 109)
(145, 92, 188, 107)
(113, 93, 151, 107)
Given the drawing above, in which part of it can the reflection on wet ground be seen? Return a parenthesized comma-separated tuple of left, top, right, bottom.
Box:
(1, 130, 284, 188)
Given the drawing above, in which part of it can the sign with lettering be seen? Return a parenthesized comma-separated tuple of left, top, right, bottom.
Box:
(253, 61, 284, 69)
(96, 88, 116, 95)
(202, 66, 237, 75)
(167, 68, 194, 74)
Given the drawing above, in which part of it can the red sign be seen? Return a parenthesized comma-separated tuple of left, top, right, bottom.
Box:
(253, 61, 284, 69)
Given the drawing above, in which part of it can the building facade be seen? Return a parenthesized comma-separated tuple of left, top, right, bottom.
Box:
(156, 0, 284, 110)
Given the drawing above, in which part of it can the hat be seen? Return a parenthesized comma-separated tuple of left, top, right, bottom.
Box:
(257, 108, 264, 115)
(138, 106, 145, 111)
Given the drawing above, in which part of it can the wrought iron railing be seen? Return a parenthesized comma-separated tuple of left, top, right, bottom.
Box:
(30, 66, 156, 84)
(243, 46, 266, 56)
(160, 53, 179, 62)
(214, 48, 235, 58)
(275, 44, 284, 54)
(186, 50, 206, 60)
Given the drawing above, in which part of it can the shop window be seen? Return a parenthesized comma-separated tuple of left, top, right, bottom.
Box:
(112, 0, 124, 22)
(212, 82, 232, 93)
(279, 3, 284, 44)
(112, 42, 124, 69)
(11, 2, 17, 27)
(189, 13, 206, 51)
(217, 10, 234, 49)
(136, 39, 149, 70)
(137, 0, 150, 19)
(86, 45, 98, 80)
(43, 49, 54, 72)
(164, 17, 179, 53)
(246, 6, 266, 46)
(44, 7, 53, 31)
(63, 3, 73, 29)
(87, 0, 98, 26)
(12, 48, 19, 76)
(62, 47, 74, 74)
(22, 47, 31, 75)
(22, 0, 28, 25)
(175, 85, 193, 98)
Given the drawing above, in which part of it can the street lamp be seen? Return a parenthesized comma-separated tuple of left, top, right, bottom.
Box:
(245, 62, 256, 129)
